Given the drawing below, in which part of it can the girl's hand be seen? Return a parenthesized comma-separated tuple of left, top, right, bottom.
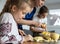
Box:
(23, 34, 33, 42)
(18, 29, 26, 36)
(27, 34, 33, 41)
(41, 23, 46, 29)
(41, 23, 48, 31)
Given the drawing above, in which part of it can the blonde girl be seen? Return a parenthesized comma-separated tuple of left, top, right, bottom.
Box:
(0, 0, 33, 43)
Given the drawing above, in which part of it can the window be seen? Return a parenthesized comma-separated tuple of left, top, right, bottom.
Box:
(47, 9, 60, 26)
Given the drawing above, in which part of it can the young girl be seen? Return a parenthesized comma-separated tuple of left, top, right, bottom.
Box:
(30, 5, 48, 37)
(0, 0, 33, 43)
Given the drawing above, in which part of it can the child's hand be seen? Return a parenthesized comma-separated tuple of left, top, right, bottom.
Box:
(19, 29, 26, 36)
(23, 34, 33, 42)
(41, 23, 46, 29)
(27, 34, 33, 41)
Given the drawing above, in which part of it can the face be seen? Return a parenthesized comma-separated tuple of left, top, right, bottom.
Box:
(12, 2, 32, 22)
(41, 13, 48, 18)
(17, 9, 28, 19)
(15, 4, 31, 19)
(38, 13, 48, 18)
(35, 0, 46, 7)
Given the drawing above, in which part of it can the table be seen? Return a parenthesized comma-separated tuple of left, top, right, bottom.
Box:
(22, 41, 60, 44)
(23, 42, 42, 44)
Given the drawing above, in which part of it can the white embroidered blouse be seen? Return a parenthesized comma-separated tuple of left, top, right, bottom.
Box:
(0, 13, 23, 43)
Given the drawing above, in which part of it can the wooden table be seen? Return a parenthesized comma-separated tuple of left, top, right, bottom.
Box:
(22, 41, 60, 44)
(22, 42, 42, 44)
(1, 40, 60, 44)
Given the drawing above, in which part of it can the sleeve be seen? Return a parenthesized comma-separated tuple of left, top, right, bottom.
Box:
(0, 13, 10, 24)
(0, 13, 23, 42)
(0, 13, 12, 36)
(0, 13, 12, 42)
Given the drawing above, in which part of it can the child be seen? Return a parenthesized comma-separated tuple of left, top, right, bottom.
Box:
(0, 0, 33, 43)
(30, 5, 48, 37)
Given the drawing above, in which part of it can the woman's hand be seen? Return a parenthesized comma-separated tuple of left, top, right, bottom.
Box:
(18, 29, 26, 36)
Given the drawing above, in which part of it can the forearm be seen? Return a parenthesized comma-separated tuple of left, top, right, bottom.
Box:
(17, 19, 39, 27)
(30, 27, 44, 33)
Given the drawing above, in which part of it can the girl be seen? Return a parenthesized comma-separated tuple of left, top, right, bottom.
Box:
(0, 0, 33, 43)
(30, 5, 48, 37)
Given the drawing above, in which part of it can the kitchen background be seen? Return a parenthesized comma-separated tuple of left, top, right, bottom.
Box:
(0, 0, 60, 35)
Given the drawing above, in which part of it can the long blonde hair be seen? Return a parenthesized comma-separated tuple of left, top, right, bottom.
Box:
(0, 0, 29, 16)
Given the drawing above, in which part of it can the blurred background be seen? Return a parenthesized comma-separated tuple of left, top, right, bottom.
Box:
(45, 0, 60, 33)
(0, 0, 60, 35)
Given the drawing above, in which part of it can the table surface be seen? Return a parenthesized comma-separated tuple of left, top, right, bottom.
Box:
(22, 41, 60, 44)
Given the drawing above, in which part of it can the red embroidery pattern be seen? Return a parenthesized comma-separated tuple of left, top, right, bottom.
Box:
(0, 22, 12, 36)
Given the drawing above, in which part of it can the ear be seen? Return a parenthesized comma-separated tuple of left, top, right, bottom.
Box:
(11, 5, 18, 12)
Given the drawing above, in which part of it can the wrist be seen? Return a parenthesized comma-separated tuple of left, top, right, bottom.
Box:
(23, 36, 28, 42)
(23, 36, 27, 42)
(34, 22, 39, 27)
